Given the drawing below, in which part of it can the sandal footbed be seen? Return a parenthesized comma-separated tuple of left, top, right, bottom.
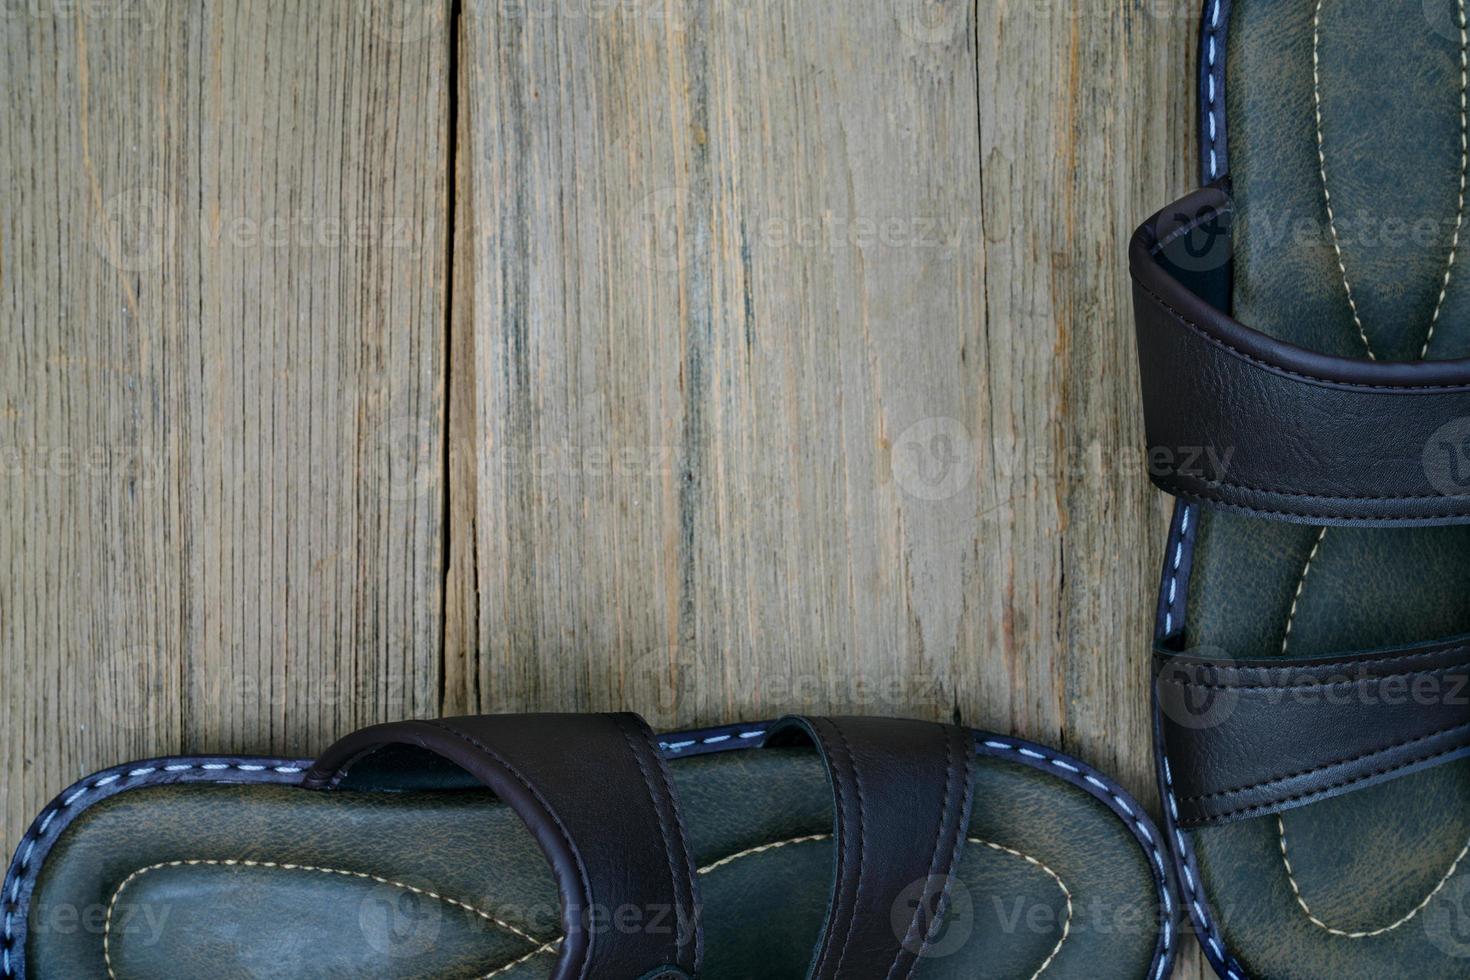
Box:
(24, 744, 1159, 980)
(1180, 0, 1470, 974)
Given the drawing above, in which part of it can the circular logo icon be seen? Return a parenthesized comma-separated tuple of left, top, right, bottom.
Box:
(359, 0, 443, 43)
(97, 645, 166, 732)
(891, 875, 972, 958)
(623, 647, 699, 715)
(628, 186, 690, 273)
(1155, 651, 1240, 731)
(1423, 416, 1470, 497)
(896, 0, 968, 45)
(1151, 197, 1235, 274)
(891, 416, 974, 501)
(368, 416, 438, 502)
(1425, 0, 1468, 43)
(359, 883, 442, 957)
(91, 187, 175, 273)
(1424, 875, 1470, 958)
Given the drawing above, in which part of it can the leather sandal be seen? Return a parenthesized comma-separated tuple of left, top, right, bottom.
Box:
(2, 713, 1176, 979)
(1131, 1, 1470, 976)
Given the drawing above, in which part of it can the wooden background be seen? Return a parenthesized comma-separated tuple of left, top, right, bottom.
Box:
(1, 0, 1198, 973)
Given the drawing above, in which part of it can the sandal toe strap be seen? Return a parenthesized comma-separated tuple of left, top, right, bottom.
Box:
(303, 712, 700, 980)
(767, 715, 976, 980)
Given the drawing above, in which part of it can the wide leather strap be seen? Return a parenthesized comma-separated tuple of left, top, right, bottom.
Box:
(766, 716, 975, 980)
(302, 713, 701, 980)
(1131, 184, 1470, 526)
(1154, 641, 1470, 828)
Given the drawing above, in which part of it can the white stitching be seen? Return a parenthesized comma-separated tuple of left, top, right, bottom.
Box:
(1, 737, 1174, 980)
(1164, 505, 1191, 637)
(1164, 745, 1245, 980)
(1206, 0, 1222, 178)
(102, 859, 554, 980)
(1280, 525, 1328, 656)
(1279, 814, 1470, 938)
(658, 728, 766, 753)
(482, 834, 1077, 980)
(980, 740, 1173, 970)
(1270, 2, 1470, 951)
(0, 760, 307, 979)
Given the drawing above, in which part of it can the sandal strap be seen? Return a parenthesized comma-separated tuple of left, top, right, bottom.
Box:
(766, 716, 975, 980)
(1155, 641, 1470, 827)
(302, 713, 700, 980)
(1131, 184, 1470, 526)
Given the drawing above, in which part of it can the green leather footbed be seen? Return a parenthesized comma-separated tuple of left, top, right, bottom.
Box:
(27, 747, 1158, 979)
(1184, 0, 1470, 975)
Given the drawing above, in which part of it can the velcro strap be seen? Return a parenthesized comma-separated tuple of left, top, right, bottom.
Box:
(1131, 185, 1470, 526)
(1154, 642, 1470, 827)
(304, 713, 700, 980)
(766, 716, 975, 980)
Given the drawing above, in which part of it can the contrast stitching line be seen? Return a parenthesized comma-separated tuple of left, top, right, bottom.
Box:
(427, 722, 596, 980)
(658, 728, 765, 753)
(823, 720, 868, 980)
(1154, 645, 1470, 675)
(1313, 0, 1375, 360)
(708, 834, 1073, 980)
(1165, 505, 1191, 636)
(1133, 279, 1470, 391)
(1157, 661, 1470, 691)
(482, 938, 562, 979)
(3, 735, 1172, 980)
(619, 717, 698, 972)
(102, 859, 553, 980)
(1186, 740, 1470, 826)
(973, 839, 1073, 980)
(1296, 0, 1470, 633)
(1444, 0, 1470, 362)
(1161, 756, 1244, 980)
(491, 834, 1075, 980)
(1169, 485, 1470, 523)
(888, 726, 965, 979)
(1167, 470, 1470, 503)
(1, 761, 304, 979)
(1280, 526, 1327, 656)
(1279, 815, 1470, 938)
(980, 738, 1173, 979)
(1206, 0, 1222, 179)
(1177, 721, 1470, 803)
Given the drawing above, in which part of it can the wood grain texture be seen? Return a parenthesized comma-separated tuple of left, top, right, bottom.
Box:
(448, 0, 1198, 971)
(4, 0, 1202, 972)
(447, 0, 1194, 818)
(0, 0, 450, 850)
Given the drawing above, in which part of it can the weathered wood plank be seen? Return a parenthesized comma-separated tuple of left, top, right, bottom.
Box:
(450, 0, 1198, 967)
(449, 0, 1192, 761)
(0, 0, 450, 852)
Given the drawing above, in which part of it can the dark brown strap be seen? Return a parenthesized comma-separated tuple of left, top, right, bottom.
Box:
(1155, 642, 1470, 827)
(767, 716, 975, 980)
(302, 713, 700, 980)
(1131, 185, 1470, 526)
